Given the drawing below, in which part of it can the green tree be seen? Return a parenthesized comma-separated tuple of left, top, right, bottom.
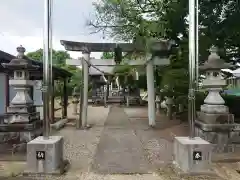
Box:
(26, 49, 82, 96)
(90, 0, 240, 61)
(26, 49, 71, 67)
(101, 52, 114, 59)
(89, 0, 189, 93)
(89, 0, 240, 99)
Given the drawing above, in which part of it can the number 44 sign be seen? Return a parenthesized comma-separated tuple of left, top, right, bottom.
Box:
(36, 151, 45, 160)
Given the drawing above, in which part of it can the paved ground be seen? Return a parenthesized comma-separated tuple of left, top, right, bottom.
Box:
(1, 105, 240, 179)
(125, 107, 189, 168)
(92, 106, 150, 174)
(43, 105, 165, 180)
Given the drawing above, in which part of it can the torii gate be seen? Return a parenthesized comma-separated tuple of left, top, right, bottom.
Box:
(61, 39, 174, 128)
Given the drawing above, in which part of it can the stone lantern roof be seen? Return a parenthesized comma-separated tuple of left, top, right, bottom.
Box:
(2, 45, 39, 70)
(199, 46, 233, 71)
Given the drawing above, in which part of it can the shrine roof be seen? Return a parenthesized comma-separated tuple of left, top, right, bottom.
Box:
(0, 50, 72, 79)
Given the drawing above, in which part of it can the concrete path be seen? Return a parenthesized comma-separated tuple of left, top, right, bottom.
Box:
(92, 106, 150, 174)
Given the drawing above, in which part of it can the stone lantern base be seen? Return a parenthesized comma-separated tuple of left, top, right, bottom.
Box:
(195, 119, 240, 153)
(197, 111, 232, 124)
(200, 104, 229, 115)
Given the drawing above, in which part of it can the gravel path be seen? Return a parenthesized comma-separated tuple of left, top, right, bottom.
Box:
(43, 106, 163, 180)
(52, 106, 164, 180)
(4, 106, 230, 180)
(124, 107, 185, 169)
(59, 106, 109, 174)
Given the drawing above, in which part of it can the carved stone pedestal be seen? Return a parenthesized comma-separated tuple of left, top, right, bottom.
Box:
(173, 136, 212, 174)
(25, 136, 67, 175)
(195, 120, 240, 153)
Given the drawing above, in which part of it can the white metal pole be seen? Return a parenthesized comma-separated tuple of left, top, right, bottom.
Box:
(43, 0, 52, 138)
(49, 0, 54, 123)
(196, 0, 199, 90)
(188, 0, 197, 139)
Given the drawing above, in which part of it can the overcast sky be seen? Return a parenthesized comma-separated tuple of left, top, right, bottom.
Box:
(0, 0, 110, 59)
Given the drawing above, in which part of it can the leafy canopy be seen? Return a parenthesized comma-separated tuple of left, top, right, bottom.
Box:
(26, 49, 82, 96)
(89, 0, 240, 98)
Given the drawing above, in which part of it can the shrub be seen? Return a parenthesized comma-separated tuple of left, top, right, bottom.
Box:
(160, 68, 189, 98)
(223, 94, 240, 118)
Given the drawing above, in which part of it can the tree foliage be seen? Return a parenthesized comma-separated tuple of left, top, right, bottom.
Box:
(90, 0, 240, 61)
(27, 49, 71, 67)
(101, 52, 114, 59)
(89, 0, 240, 98)
(26, 49, 82, 96)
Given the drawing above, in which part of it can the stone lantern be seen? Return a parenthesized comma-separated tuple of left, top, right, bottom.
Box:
(1, 45, 41, 142)
(195, 46, 237, 152)
(72, 85, 80, 115)
(198, 46, 232, 123)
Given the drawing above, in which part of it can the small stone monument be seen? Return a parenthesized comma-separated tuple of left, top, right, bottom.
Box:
(195, 46, 238, 153)
(25, 136, 65, 174)
(72, 85, 80, 115)
(155, 95, 161, 113)
(166, 97, 174, 120)
(1, 45, 42, 142)
(173, 136, 212, 173)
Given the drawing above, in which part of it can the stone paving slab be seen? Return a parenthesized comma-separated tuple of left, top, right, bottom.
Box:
(125, 107, 182, 130)
(104, 106, 132, 128)
(92, 106, 151, 174)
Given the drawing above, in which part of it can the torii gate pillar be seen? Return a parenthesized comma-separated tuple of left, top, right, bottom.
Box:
(146, 55, 156, 127)
(81, 49, 91, 128)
